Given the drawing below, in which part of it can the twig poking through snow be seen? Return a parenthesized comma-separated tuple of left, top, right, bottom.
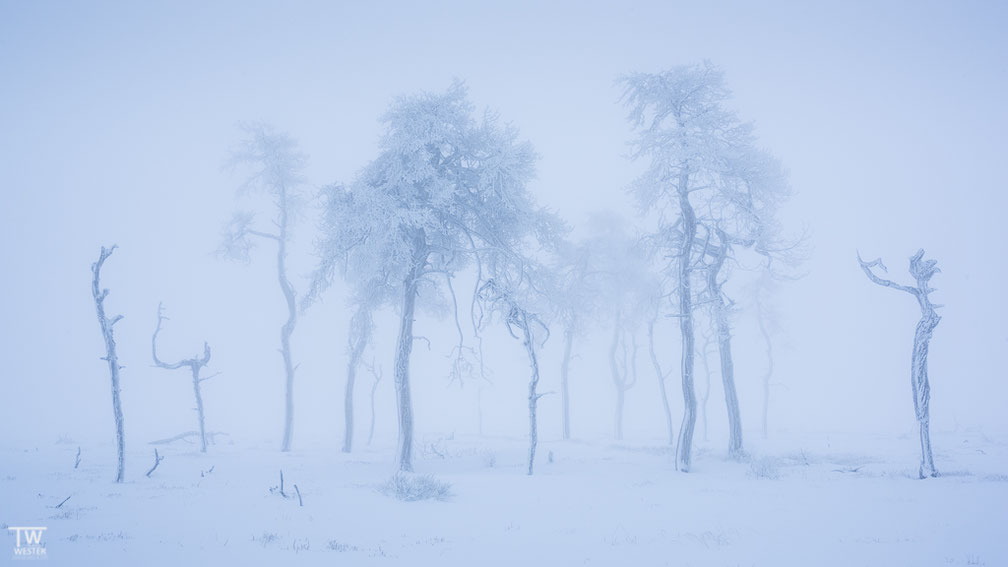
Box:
(74, 447, 81, 469)
(145, 449, 165, 478)
(56, 495, 71, 509)
(294, 484, 303, 507)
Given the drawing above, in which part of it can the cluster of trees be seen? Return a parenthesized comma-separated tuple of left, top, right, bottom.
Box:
(90, 62, 941, 481)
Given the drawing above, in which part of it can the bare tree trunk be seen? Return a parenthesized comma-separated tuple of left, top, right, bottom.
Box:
(560, 326, 573, 440)
(519, 312, 542, 476)
(343, 361, 357, 453)
(675, 172, 698, 472)
(912, 302, 940, 478)
(706, 230, 743, 459)
(699, 332, 713, 442)
(343, 304, 371, 453)
(610, 319, 624, 441)
(756, 301, 773, 439)
(858, 249, 941, 479)
(274, 198, 298, 453)
(366, 362, 381, 446)
(91, 245, 125, 483)
(648, 317, 675, 445)
(191, 366, 208, 453)
(393, 235, 426, 472)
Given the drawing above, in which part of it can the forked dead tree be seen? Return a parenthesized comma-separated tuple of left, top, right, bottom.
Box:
(91, 245, 126, 483)
(858, 249, 942, 479)
(152, 302, 215, 453)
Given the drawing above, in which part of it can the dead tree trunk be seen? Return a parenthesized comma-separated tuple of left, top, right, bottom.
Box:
(92, 245, 126, 483)
(343, 304, 372, 453)
(560, 326, 574, 440)
(706, 231, 743, 459)
(858, 249, 942, 479)
(675, 171, 698, 472)
(648, 317, 675, 446)
(152, 302, 214, 453)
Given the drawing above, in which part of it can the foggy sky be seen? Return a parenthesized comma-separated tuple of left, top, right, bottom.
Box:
(1, 0, 1006, 449)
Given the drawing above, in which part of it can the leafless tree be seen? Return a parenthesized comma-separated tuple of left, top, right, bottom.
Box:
(858, 249, 942, 478)
(91, 245, 125, 483)
(152, 302, 215, 453)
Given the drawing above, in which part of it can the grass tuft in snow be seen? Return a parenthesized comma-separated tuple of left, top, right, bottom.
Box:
(379, 472, 452, 502)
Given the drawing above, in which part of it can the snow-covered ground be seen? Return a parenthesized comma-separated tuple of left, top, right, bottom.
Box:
(2, 430, 1005, 566)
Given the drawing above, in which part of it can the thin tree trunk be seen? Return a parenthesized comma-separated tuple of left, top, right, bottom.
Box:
(520, 313, 541, 476)
(675, 172, 698, 472)
(648, 317, 675, 446)
(191, 367, 207, 453)
(343, 305, 371, 453)
(756, 302, 773, 439)
(708, 231, 743, 459)
(610, 318, 624, 441)
(560, 326, 573, 440)
(393, 235, 426, 472)
(912, 309, 940, 478)
(699, 334, 712, 442)
(276, 202, 297, 453)
(91, 245, 125, 483)
(343, 361, 357, 453)
(367, 376, 379, 446)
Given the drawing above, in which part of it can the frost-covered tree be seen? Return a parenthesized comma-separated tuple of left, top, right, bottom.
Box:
(219, 123, 306, 452)
(475, 255, 558, 475)
(858, 249, 942, 479)
(91, 245, 125, 483)
(152, 303, 215, 453)
(621, 62, 798, 468)
(312, 82, 560, 472)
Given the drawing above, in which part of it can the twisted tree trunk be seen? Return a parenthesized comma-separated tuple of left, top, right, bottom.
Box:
(393, 233, 427, 472)
(858, 249, 942, 479)
(675, 171, 698, 472)
(706, 232, 743, 459)
(519, 311, 542, 476)
(92, 245, 125, 483)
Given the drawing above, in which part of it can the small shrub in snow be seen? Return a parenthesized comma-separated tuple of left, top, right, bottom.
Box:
(748, 457, 781, 480)
(379, 473, 452, 502)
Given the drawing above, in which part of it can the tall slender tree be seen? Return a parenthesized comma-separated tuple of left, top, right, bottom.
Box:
(91, 245, 125, 483)
(220, 123, 306, 452)
(621, 62, 798, 468)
